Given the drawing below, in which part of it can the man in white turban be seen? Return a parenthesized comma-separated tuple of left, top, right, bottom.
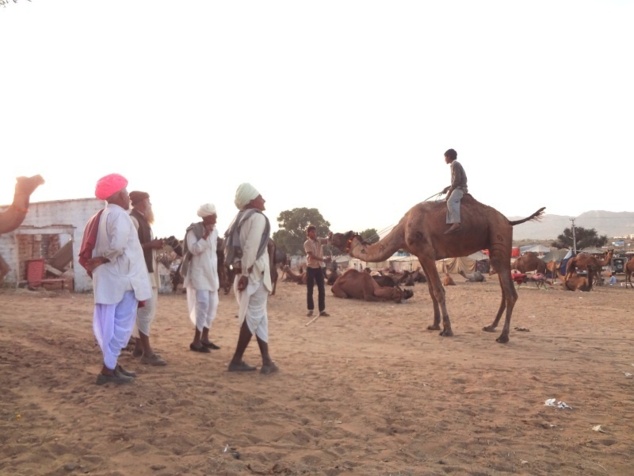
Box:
(234, 183, 260, 211)
(226, 183, 278, 374)
(181, 203, 221, 353)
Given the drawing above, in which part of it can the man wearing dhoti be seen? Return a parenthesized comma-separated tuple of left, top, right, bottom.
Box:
(181, 203, 221, 353)
(227, 183, 278, 375)
(128, 191, 167, 366)
(89, 174, 152, 385)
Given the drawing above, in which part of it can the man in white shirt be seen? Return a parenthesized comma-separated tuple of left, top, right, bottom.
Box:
(89, 174, 152, 385)
(128, 191, 166, 366)
(182, 203, 220, 353)
(227, 183, 278, 375)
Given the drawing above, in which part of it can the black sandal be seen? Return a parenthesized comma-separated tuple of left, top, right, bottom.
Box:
(189, 343, 210, 353)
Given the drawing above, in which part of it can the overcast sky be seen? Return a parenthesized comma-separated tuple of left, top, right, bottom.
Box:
(2, 0, 632, 239)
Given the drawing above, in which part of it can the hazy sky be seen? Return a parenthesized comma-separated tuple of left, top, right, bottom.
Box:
(2, 0, 632, 239)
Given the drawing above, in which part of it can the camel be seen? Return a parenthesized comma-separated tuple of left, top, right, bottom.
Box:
(458, 269, 485, 282)
(564, 270, 593, 292)
(513, 252, 547, 274)
(442, 273, 456, 286)
(0, 175, 45, 235)
(330, 194, 545, 343)
(625, 257, 634, 288)
(331, 269, 413, 303)
(565, 249, 614, 288)
(282, 265, 306, 285)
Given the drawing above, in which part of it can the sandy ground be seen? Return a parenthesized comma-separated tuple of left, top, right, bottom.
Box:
(1, 276, 633, 476)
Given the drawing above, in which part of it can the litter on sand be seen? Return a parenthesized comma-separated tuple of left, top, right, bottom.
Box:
(544, 398, 572, 409)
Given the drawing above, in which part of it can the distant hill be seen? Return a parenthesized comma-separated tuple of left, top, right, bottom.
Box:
(511, 210, 634, 241)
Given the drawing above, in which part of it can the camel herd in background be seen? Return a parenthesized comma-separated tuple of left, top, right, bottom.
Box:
(165, 241, 632, 299)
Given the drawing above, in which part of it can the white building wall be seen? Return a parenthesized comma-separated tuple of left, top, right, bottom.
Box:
(0, 198, 103, 292)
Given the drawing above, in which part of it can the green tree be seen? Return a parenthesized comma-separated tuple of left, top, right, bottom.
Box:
(551, 226, 608, 250)
(272, 208, 331, 256)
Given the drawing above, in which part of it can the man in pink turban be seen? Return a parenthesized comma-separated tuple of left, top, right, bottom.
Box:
(89, 174, 152, 385)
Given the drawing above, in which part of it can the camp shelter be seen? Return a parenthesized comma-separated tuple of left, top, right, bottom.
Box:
(541, 249, 569, 263)
(436, 251, 489, 274)
(387, 254, 420, 272)
(520, 244, 551, 255)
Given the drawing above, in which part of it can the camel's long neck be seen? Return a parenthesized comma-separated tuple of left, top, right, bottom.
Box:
(0, 176, 44, 235)
(0, 192, 29, 235)
(349, 226, 405, 262)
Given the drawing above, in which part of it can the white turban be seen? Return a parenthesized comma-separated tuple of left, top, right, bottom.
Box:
(197, 203, 216, 217)
(234, 183, 260, 210)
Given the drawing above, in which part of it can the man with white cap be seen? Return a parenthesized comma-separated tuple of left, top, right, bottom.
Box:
(182, 203, 221, 353)
(226, 183, 278, 374)
(90, 173, 152, 385)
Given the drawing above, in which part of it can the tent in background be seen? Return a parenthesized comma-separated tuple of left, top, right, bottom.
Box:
(521, 244, 551, 255)
(436, 251, 490, 274)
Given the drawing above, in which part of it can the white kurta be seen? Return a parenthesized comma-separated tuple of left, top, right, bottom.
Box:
(184, 225, 219, 329)
(92, 203, 152, 304)
(129, 214, 158, 336)
(183, 226, 219, 291)
(234, 212, 272, 341)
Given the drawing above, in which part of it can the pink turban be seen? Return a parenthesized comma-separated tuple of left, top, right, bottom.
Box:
(95, 173, 128, 200)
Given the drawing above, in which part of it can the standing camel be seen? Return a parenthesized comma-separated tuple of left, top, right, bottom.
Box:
(565, 249, 614, 288)
(0, 175, 45, 235)
(331, 194, 545, 343)
(513, 252, 547, 274)
(625, 257, 634, 288)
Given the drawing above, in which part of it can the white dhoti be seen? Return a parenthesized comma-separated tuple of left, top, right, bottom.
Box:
(93, 291, 138, 370)
(446, 188, 464, 224)
(186, 287, 219, 332)
(133, 287, 157, 337)
(234, 278, 269, 342)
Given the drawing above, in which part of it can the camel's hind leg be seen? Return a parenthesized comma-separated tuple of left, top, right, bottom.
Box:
(488, 270, 517, 343)
(420, 258, 452, 337)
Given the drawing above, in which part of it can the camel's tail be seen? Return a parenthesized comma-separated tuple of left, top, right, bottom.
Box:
(509, 207, 546, 226)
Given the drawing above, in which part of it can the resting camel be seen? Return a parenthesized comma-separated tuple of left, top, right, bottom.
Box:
(458, 270, 485, 282)
(625, 257, 634, 288)
(0, 175, 45, 235)
(442, 273, 456, 286)
(331, 194, 545, 343)
(331, 269, 413, 303)
(282, 265, 306, 285)
(564, 270, 593, 292)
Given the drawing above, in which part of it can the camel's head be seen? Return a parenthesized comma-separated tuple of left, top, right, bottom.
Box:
(16, 175, 45, 197)
(330, 231, 356, 253)
(391, 286, 414, 303)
